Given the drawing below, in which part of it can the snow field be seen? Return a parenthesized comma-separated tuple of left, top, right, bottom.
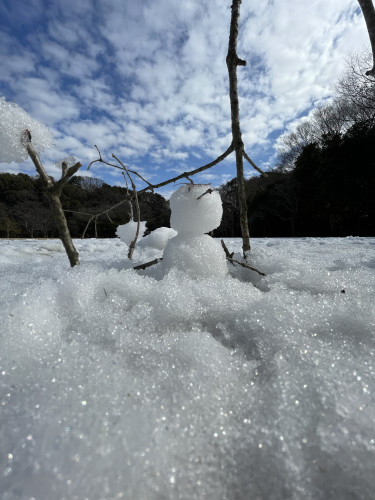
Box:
(0, 237, 375, 499)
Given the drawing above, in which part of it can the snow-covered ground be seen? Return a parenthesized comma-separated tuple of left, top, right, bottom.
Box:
(1, 236, 375, 500)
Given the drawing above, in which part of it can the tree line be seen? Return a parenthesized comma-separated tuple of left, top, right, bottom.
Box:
(1, 52, 374, 240)
(216, 52, 375, 238)
(0, 174, 170, 238)
(2, 109, 373, 242)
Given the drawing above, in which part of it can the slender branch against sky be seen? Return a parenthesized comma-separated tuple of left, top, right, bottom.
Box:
(357, 0, 375, 76)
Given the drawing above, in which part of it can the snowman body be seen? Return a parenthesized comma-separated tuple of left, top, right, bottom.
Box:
(162, 185, 228, 279)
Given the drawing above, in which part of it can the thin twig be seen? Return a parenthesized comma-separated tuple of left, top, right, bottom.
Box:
(137, 142, 235, 194)
(128, 169, 155, 191)
(243, 150, 268, 177)
(221, 239, 235, 259)
(227, 257, 266, 276)
(197, 188, 213, 200)
(133, 258, 163, 270)
(76, 143, 236, 239)
(112, 154, 141, 259)
(82, 215, 95, 239)
(221, 239, 265, 275)
(94, 215, 98, 238)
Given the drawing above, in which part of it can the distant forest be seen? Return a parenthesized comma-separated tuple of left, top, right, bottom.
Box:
(1, 116, 374, 240)
(217, 53, 375, 238)
(217, 119, 375, 238)
(1, 54, 374, 239)
(0, 174, 170, 239)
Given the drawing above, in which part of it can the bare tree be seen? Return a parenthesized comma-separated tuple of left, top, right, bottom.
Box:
(336, 51, 375, 124)
(357, 0, 375, 76)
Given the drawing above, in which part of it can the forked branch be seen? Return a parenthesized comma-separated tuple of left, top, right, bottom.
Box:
(22, 130, 81, 267)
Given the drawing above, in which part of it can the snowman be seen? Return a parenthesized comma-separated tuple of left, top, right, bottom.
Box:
(162, 184, 228, 279)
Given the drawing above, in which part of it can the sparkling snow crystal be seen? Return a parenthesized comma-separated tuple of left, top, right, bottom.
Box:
(1, 237, 375, 499)
(0, 97, 54, 163)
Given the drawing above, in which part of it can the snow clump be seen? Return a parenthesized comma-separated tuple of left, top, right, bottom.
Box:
(0, 96, 54, 163)
(162, 184, 227, 278)
(116, 220, 147, 245)
(138, 227, 177, 250)
(170, 184, 222, 234)
(54, 155, 78, 169)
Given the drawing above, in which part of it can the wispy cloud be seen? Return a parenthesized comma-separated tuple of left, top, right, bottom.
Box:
(0, 0, 370, 196)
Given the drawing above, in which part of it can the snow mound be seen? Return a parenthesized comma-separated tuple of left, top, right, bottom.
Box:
(162, 234, 228, 278)
(0, 97, 54, 163)
(116, 220, 147, 245)
(170, 184, 222, 234)
(138, 227, 177, 250)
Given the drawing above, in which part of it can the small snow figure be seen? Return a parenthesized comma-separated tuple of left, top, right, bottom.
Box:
(162, 184, 228, 278)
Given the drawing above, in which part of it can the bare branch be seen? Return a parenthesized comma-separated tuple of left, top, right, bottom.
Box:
(128, 169, 155, 191)
(220, 239, 234, 259)
(82, 215, 95, 239)
(87, 145, 104, 170)
(137, 142, 235, 194)
(87, 143, 234, 198)
(357, 0, 375, 76)
(62, 161, 68, 177)
(220, 239, 265, 275)
(94, 215, 98, 238)
(112, 154, 141, 259)
(22, 130, 80, 266)
(226, 0, 251, 255)
(133, 258, 162, 271)
(243, 150, 268, 177)
(55, 162, 82, 192)
(23, 131, 53, 188)
(226, 257, 266, 276)
(196, 188, 213, 200)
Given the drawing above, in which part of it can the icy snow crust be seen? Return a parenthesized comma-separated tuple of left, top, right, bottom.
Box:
(0, 97, 54, 163)
(1, 237, 375, 499)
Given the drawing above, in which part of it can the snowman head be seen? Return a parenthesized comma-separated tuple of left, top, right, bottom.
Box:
(169, 184, 223, 235)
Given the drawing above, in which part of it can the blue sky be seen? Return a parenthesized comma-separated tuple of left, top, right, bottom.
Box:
(0, 0, 370, 198)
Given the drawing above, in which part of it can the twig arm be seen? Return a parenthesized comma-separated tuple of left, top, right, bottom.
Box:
(133, 258, 163, 271)
(227, 257, 266, 276)
(137, 143, 235, 193)
(243, 150, 268, 177)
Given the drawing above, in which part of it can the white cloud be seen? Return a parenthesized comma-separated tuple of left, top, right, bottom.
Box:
(0, 0, 371, 193)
